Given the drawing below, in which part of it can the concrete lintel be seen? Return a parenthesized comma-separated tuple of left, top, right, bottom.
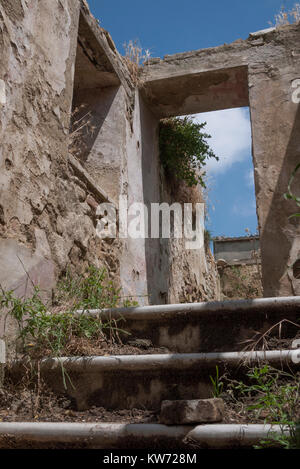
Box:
(141, 65, 249, 117)
(79, 5, 132, 95)
(141, 40, 249, 84)
(140, 23, 300, 118)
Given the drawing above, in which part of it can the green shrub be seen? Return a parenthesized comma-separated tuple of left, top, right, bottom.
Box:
(0, 266, 137, 359)
(56, 265, 138, 311)
(233, 365, 300, 449)
(159, 116, 218, 187)
(209, 365, 224, 398)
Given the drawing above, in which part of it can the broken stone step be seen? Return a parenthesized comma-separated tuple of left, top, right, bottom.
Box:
(160, 398, 224, 425)
(75, 296, 300, 353)
(9, 350, 299, 411)
(0, 422, 289, 449)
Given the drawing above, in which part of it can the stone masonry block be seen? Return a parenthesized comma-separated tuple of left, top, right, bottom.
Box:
(160, 398, 224, 425)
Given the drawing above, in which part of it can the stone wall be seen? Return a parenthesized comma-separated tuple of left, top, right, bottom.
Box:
(0, 0, 130, 354)
(0, 0, 79, 298)
(218, 263, 263, 300)
(0, 0, 125, 305)
(160, 178, 221, 304)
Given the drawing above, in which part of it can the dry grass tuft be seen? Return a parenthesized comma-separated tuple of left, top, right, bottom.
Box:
(69, 104, 96, 159)
(270, 3, 300, 27)
(123, 40, 151, 86)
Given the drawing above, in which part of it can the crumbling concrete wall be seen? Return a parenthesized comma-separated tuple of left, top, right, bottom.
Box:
(0, 0, 124, 307)
(0, 0, 225, 312)
(119, 91, 150, 304)
(0, 0, 79, 297)
(248, 31, 300, 297)
(159, 178, 220, 304)
(3, 0, 300, 305)
(141, 24, 300, 298)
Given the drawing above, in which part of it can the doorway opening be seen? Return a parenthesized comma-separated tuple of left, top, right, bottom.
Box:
(189, 106, 262, 300)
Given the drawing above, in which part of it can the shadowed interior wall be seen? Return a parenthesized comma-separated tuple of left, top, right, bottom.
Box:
(139, 95, 220, 304)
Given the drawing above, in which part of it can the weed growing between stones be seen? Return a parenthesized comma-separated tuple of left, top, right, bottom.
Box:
(206, 320, 300, 449)
(55, 265, 138, 312)
(221, 321, 300, 448)
(123, 40, 151, 86)
(0, 266, 137, 388)
(209, 366, 224, 398)
(69, 104, 96, 160)
(270, 3, 300, 27)
(225, 365, 300, 449)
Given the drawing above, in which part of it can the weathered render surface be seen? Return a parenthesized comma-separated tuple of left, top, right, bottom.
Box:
(0, 0, 219, 320)
(0, 0, 79, 298)
(141, 24, 300, 297)
(0, 0, 124, 352)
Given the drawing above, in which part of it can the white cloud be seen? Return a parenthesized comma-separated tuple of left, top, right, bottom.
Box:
(194, 107, 252, 174)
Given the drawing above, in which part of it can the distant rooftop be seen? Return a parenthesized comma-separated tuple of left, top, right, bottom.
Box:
(213, 235, 260, 265)
(213, 235, 259, 243)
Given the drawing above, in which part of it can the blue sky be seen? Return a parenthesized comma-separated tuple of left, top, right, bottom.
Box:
(87, 0, 294, 238)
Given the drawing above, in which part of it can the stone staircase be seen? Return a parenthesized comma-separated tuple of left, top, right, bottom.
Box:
(1, 296, 299, 449)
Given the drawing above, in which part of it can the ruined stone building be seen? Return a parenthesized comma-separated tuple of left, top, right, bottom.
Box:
(1, 0, 300, 308)
(213, 236, 262, 300)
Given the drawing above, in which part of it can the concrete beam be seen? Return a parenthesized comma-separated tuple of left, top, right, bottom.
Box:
(78, 3, 132, 95)
(140, 25, 297, 118)
(141, 66, 249, 117)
